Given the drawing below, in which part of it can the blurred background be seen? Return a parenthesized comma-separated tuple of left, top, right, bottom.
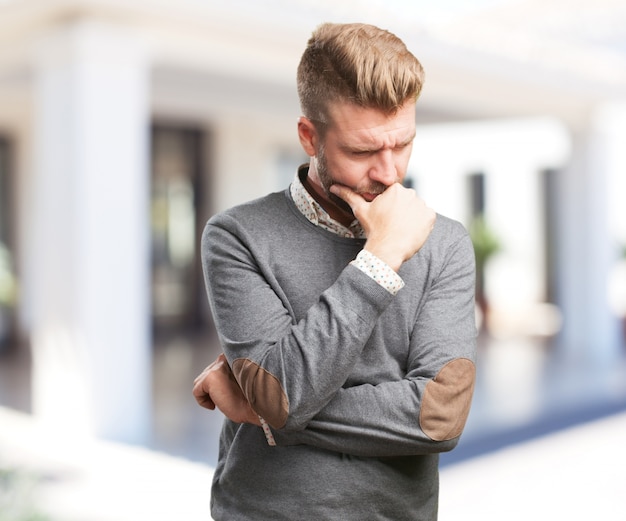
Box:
(0, 0, 625, 519)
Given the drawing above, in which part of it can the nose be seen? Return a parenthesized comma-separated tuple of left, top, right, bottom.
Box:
(368, 149, 397, 186)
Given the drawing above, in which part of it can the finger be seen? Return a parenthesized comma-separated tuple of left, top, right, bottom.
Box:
(329, 184, 365, 211)
(193, 365, 212, 385)
(192, 382, 216, 410)
(192, 372, 217, 409)
(195, 395, 216, 410)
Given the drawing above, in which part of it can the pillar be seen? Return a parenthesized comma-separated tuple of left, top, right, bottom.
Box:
(30, 19, 151, 444)
(553, 104, 624, 366)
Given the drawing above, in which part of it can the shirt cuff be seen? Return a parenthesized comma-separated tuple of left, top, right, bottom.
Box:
(259, 416, 276, 446)
(350, 249, 405, 295)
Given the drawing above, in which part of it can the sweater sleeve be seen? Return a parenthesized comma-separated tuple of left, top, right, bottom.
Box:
(201, 216, 396, 432)
(273, 231, 477, 457)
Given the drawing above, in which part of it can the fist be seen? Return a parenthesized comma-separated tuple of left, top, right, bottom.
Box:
(192, 353, 260, 425)
(331, 182, 436, 270)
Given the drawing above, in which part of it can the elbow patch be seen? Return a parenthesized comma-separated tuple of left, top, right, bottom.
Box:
(419, 358, 476, 441)
(231, 358, 289, 429)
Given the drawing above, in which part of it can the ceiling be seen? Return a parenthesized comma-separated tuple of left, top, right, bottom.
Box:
(218, 0, 626, 123)
(1, 0, 625, 126)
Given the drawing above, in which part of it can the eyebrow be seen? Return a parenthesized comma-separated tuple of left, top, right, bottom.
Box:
(340, 131, 416, 153)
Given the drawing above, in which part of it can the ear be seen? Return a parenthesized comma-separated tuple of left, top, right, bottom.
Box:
(297, 117, 319, 157)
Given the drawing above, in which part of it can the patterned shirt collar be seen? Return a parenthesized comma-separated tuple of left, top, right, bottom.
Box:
(290, 165, 366, 239)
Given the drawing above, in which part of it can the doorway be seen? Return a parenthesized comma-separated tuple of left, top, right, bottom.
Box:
(150, 125, 207, 334)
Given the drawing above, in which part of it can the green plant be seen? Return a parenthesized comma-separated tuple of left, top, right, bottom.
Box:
(469, 214, 501, 270)
(468, 214, 501, 322)
(0, 467, 53, 521)
(0, 243, 16, 308)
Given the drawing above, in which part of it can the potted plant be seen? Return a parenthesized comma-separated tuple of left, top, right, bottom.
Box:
(0, 241, 17, 348)
(469, 214, 501, 332)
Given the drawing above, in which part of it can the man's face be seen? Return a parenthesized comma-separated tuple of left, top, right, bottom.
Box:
(307, 101, 416, 221)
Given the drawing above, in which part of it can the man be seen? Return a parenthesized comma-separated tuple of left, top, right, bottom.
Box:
(193, 22, 477, 521)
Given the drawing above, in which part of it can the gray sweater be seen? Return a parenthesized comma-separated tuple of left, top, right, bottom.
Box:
(201, 186, 477, 521)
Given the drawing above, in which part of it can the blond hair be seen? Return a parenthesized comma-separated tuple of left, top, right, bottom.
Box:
(297, 23, 425, 125)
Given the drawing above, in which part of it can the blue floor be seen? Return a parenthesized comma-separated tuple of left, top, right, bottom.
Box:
(442, 333, 626, 466)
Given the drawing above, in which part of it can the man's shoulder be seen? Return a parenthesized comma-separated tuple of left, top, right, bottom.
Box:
(209, 190, 291, 227)
(425, 213, 473, 256)
(433, 213, 468, 239)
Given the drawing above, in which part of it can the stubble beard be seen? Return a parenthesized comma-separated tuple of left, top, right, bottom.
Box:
(314, 143, 388, 216)
(314, 143, 354, 216)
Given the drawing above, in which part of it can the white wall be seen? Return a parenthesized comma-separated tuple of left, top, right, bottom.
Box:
(411, 117, 570, 337)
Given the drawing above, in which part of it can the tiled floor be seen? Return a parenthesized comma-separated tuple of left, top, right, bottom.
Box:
(2, 326, 626, 471)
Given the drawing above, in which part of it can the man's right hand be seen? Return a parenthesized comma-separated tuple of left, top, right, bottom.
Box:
(330, 182, 436, 271)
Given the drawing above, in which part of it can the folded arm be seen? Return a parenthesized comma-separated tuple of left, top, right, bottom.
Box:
(199, 215, 397, 431)
(275, 230, 477, 456)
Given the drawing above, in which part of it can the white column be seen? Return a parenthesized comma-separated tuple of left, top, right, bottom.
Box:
(30, 20, 151, 444)
(554, 105, 624, 366)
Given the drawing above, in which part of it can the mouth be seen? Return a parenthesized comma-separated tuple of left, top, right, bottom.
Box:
(361, 193, 379, 202)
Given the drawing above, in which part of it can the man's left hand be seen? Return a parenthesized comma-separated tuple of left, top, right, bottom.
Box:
(192, 353, 261, 426)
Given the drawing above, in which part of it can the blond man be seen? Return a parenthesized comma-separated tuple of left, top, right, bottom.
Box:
(194, 22, 477, 521)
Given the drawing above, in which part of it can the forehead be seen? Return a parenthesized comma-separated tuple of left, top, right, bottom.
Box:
(325, 101, 416, 145)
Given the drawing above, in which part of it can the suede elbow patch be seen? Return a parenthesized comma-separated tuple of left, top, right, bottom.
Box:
(231, 358, 289, 429)
(419, 358, 476, 441)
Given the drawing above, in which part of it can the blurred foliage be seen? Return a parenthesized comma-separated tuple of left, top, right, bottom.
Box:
(0, 467, 52, 521)
(469, 214, 502, 269)
(0, 243, 16, 308)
